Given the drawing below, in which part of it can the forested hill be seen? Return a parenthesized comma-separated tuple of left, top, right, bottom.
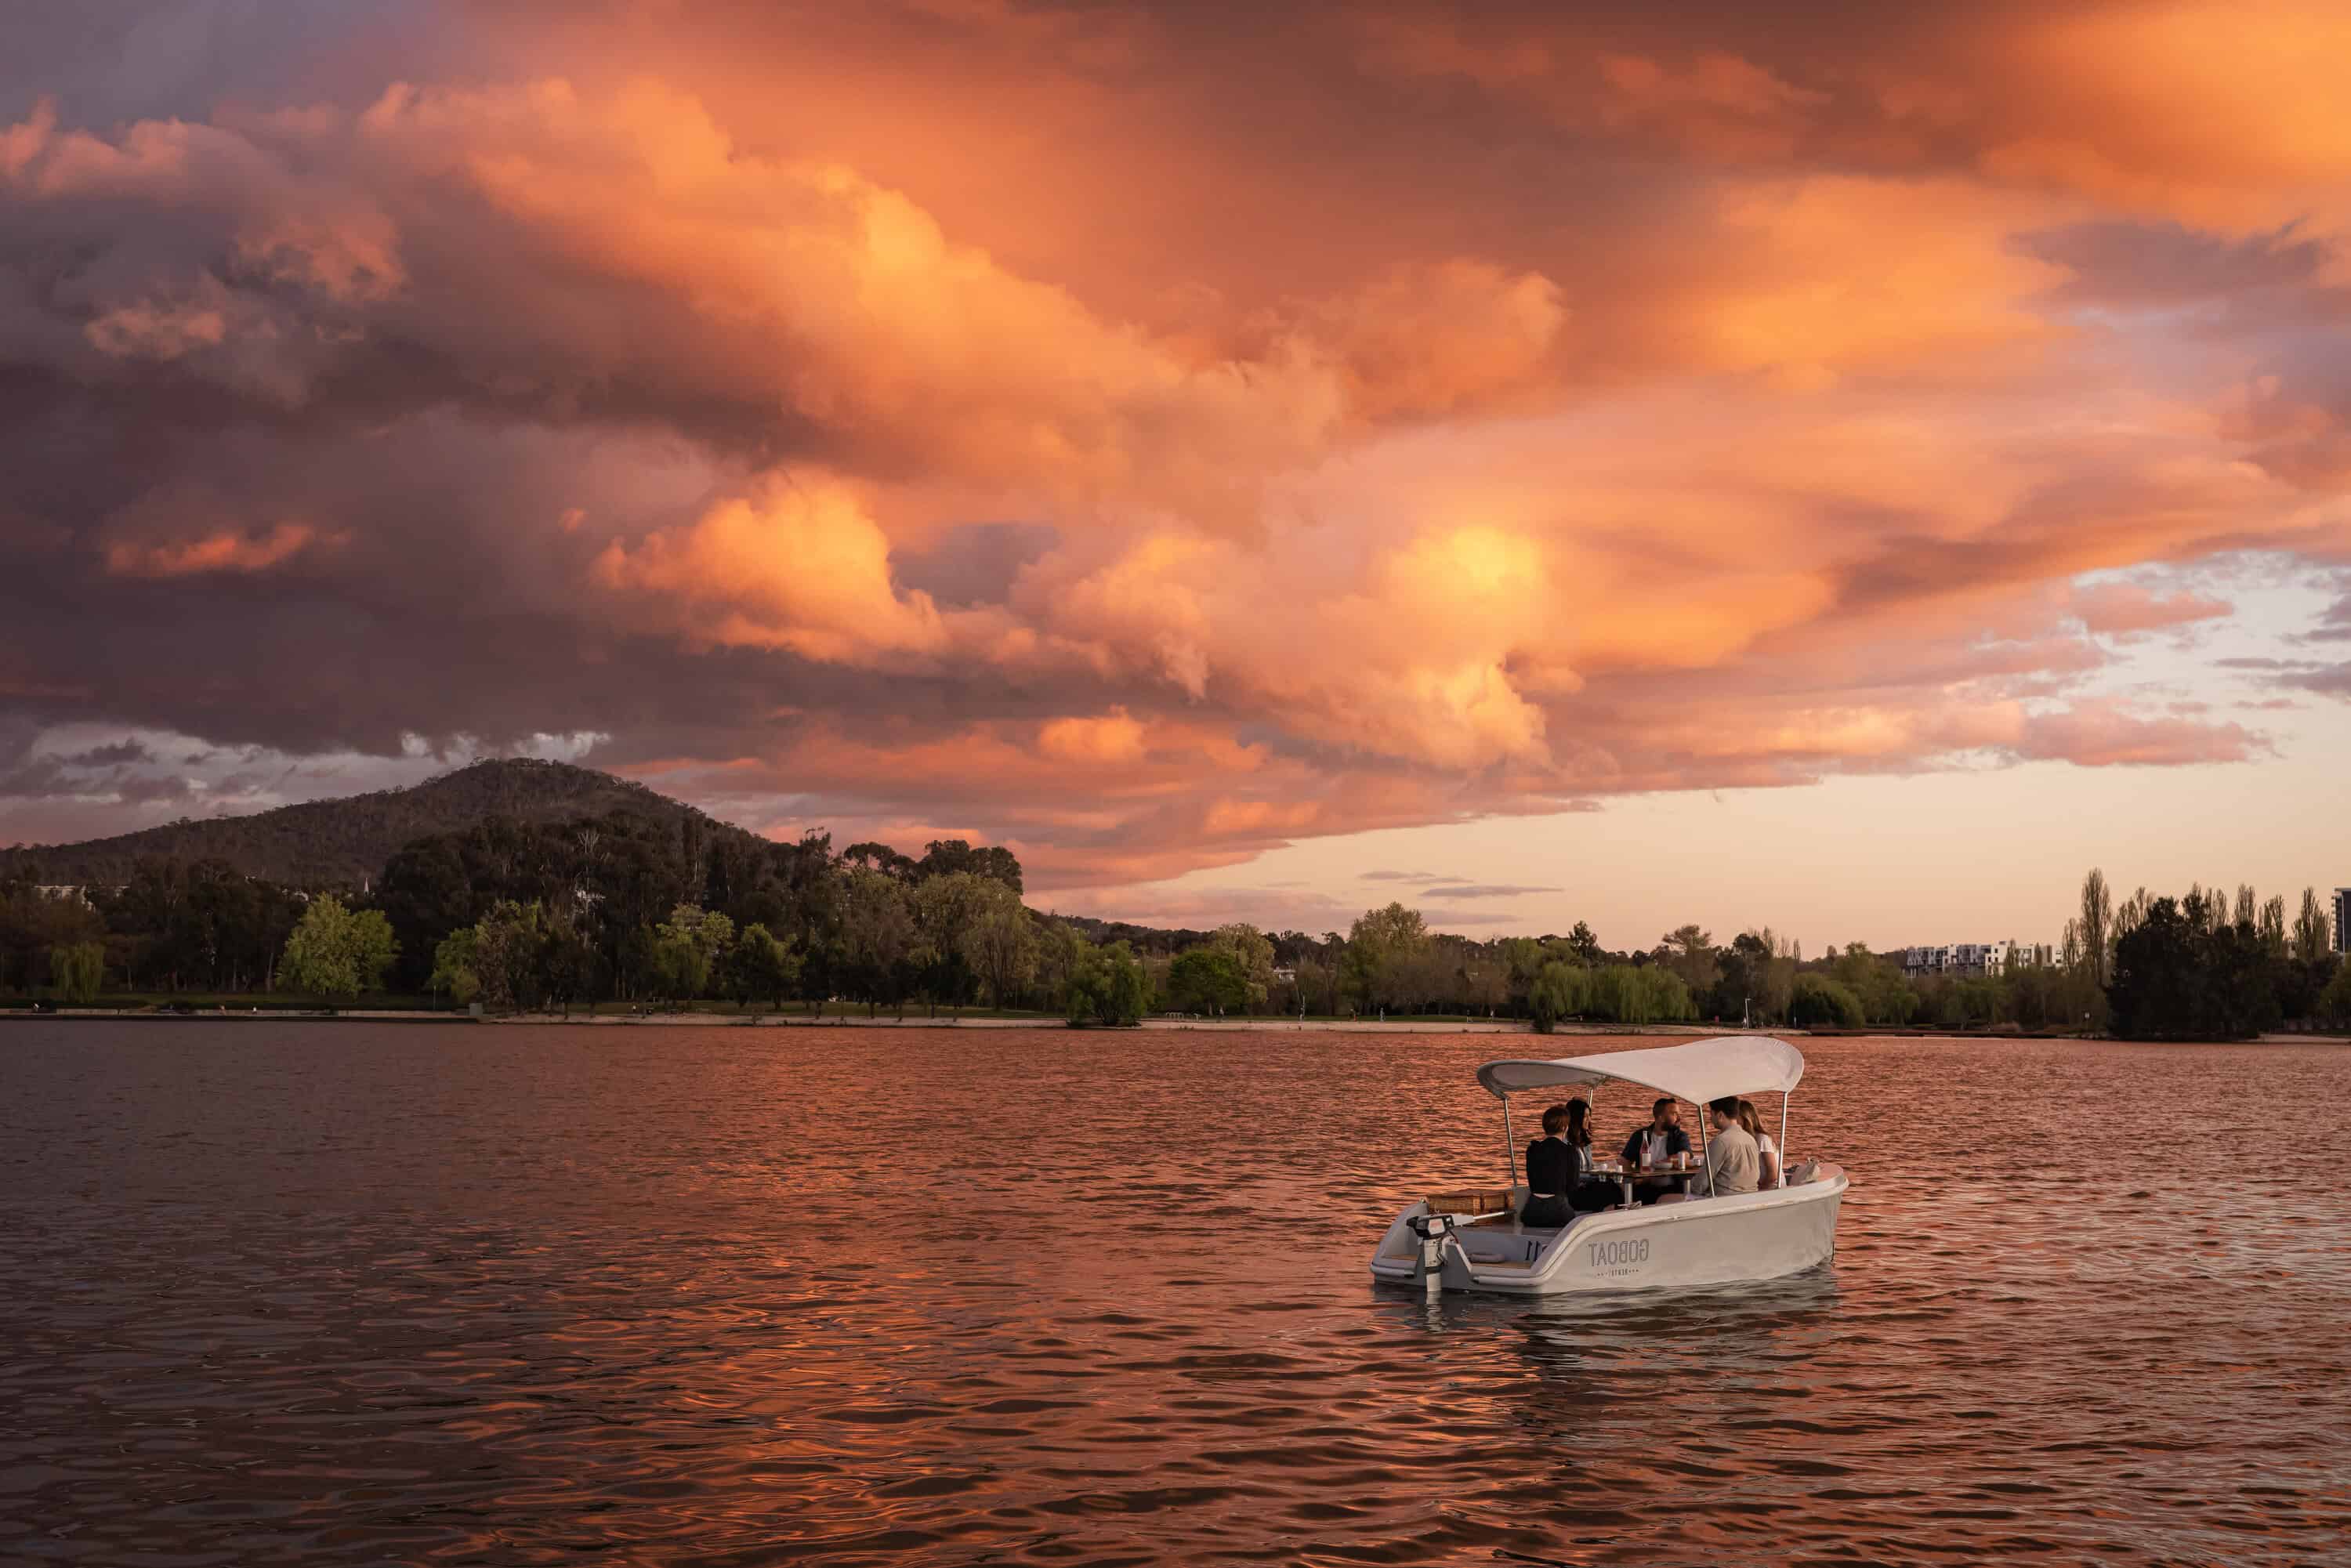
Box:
(0, 759, 744, 889)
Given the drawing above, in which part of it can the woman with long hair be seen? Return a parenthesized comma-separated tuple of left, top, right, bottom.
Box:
(1563, 1098, 1616, 1211)
(1737, 1098, 1780, 1190)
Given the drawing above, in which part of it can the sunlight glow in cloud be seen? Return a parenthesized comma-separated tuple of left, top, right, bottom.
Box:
(5, 0, 2351, 920)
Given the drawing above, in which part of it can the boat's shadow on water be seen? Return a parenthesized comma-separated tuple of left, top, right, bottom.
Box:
(1367, 1263, 1844, 1345)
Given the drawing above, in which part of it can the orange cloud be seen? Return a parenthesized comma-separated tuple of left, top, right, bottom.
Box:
(7, 7, 2350, 904)
(592, 480, 949, 662)
(1038, 708, 1148, 765)
(104, 523, 326, 578)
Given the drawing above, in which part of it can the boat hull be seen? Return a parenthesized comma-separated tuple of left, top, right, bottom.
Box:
(1369, 1166, 1846, 1295)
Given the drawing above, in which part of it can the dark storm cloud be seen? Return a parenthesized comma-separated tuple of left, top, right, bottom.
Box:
(4, 0, 2349, 894)
(60, 740, 153, 767)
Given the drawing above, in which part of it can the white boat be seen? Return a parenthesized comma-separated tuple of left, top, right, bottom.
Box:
(1368, 1036, 1847, 1295)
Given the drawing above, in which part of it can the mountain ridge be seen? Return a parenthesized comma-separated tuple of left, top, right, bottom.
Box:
(0, 759, 742, 889)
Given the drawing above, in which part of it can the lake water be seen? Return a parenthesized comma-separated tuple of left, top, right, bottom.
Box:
(3, 1023, 2348, 1565)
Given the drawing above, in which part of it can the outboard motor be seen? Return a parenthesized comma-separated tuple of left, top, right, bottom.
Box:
(1406, 1211, 1460, 1293)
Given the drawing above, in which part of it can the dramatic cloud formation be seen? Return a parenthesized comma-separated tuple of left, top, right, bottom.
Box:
(4, 0, 2349, 925)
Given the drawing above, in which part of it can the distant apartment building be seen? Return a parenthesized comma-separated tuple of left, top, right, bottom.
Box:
(1992, 940, 2054, 974)
(2335, 888, 2351, 955)
(1900, 940, 2051, 980)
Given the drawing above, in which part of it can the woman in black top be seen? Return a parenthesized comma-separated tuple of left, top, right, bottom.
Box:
(1563, 1099, 1617, 1211)
(1520, 1101, 1585, 1227)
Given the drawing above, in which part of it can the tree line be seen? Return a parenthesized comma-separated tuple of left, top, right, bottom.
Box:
(4, 826, 2345, 1040)
(2072, 870, 2347, 1040)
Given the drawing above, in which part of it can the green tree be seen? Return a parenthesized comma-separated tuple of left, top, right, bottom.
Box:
(2079, 868, 2112, 990)
(1208, 922, 1277, 1012)
(964, 882, 1037, 1008)
(1828, 943, 1919, 1025)
(1501, 936, 1547, 1012)
(723, 922, 802, 1009)
(1788, 972, 1865, 1028)
(1585, 963, 1694, 1024)
(1345, 902, 1428, 1012)
(2317, 960, 2351, 1027)
(651, 904, 734, 1005)
(1527, 959, 1592, 1032)
(837, 868, 918, 1017)
(2258, 894, 2288, 958)
(429, 925, 483, 1006)
(911, 871, 992, 1012)
(1033, 918, 1085, 1011)
(2292, 888, 2332, 963)
(1657, 924, 1719, 995)
(2107, 893, 2280, 1041)
(278, 895, 398, 999)
(1065, 938, 1148, 1027)
(914, 838, 1023, 893)
(1168, 946, 1248, 1014)
(1294, 954, 1342, 1016)
(472, 900, 552, 1011)
(49, 940, 104, 1004)
(538, 921, 598, 1014)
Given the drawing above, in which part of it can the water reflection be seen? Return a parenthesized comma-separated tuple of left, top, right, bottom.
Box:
(2, 1023, 2346, 1564)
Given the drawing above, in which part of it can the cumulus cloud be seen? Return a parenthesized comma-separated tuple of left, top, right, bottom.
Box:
(593, 480, 951, 662)
(2, 5, 2349, 896)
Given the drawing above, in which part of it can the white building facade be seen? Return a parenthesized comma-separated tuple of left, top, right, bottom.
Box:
(1900, 940, 2052, 979)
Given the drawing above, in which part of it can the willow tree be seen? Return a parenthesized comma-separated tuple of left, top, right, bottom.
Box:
(837, 867, 918, 1017)
(49, 940, 103, 1004)
(963, 882, 1038, 1009)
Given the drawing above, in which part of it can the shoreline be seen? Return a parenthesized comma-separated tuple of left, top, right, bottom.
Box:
(7, 1009, 2338, 1041)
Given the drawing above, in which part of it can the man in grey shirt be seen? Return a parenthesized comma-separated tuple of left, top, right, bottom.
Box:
(1702, 1095, 1759, 1197)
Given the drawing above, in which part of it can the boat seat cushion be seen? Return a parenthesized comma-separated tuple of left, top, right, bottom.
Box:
(1426, 1189, 1515, 1216)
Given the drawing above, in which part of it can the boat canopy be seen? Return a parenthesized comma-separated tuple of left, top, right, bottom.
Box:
(1476, 1035, 1806, 1106)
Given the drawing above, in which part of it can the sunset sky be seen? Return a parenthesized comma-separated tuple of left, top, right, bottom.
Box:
(5, 1, 2350, 951)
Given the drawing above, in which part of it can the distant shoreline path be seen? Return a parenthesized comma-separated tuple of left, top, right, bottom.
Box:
(9, 1011, 2339, 1042)
(1, 1009, 1653, 1032)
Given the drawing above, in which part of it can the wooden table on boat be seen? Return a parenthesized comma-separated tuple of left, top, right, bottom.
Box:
(1590, 1164, 1698, 1204)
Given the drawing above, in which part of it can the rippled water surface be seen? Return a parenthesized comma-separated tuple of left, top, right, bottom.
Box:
(4, 1023, 2349, 1565)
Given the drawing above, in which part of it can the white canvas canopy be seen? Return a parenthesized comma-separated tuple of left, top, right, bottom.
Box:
(1476, 1035, 1806, 1107)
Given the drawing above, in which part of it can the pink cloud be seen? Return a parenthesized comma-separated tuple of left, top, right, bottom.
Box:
(2068, 581, 2233, 636)
(103, 523, 326, 578)
(3, 9, 2349, 901)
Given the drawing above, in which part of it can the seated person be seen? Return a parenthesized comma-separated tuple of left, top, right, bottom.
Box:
(1737, 1098, 1780, 1190)
(1701, 1095, 1760, 1197)
(1520, 1103, 1581, 1227)
(1620, 1096, 1693, 1203)
(1562, 1099, 1617, 1211)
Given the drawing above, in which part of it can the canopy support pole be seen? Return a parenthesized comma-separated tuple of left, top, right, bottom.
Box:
(1694, 1101, 1710, 1197)
(1780, 1090, 1791, 1160)
(1502, 1094, 1518, 1184)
